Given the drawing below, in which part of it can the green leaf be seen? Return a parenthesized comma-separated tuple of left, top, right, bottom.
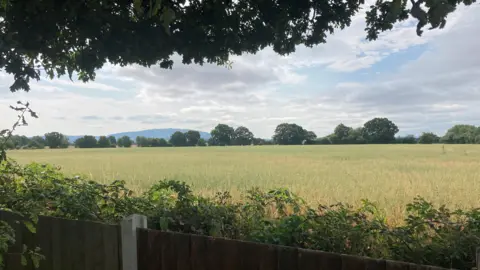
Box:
(159, 217, 169, 231)
(21, 255, 27, 266)
(150, 0, 162, 16)
(24, 221, 36, 233)
(160, 7, 176, 35)
(32, 255, 41, 268)
(134, 0, 144, 16)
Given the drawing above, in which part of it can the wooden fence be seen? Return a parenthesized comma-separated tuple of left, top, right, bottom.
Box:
(136, 228, 449, 270)
(0, 211, 122, 270)
(1, 211, 453, 270)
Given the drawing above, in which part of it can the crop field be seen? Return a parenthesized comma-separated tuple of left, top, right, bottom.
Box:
(8, 144, 480, 222)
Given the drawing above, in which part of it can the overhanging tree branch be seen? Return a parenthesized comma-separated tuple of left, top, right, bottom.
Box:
(0, 0, 476, 92)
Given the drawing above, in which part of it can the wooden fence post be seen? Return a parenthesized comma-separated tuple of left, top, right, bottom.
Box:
(120, 214, 147, 270)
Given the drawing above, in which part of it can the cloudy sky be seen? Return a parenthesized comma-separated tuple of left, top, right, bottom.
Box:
(1, 4, 479, 138)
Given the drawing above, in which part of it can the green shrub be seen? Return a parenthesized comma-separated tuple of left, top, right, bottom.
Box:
(1, 160, 480, 269)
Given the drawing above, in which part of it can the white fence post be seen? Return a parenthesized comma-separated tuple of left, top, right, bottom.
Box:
(121, 214, 147, 270)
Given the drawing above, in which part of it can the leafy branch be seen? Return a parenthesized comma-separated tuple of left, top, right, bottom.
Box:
(0, 101, 38, 162)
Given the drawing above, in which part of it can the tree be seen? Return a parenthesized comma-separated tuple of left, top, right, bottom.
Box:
(75, 136, 98, 148)
(170, 131, 187, 147)
(272, 123, 309, 145)
(148, 138, 169, 147)
(108, 136, 117, 147)
(334, 124, 353, 142)
(98, 136, 111, 148)
(9, 135, 30, 149)
(440, 125, 478, 144)
(2, 0, 468, 93)
(233, 126, 254, 145)
(304, 131, 317, 145)
(197, 138, 207, 147)
(117, 136, 133, 148)
(45, 132, 69, 149)
(210, 124, 235, 146)
(136, 136, 150, 147)
(28, 136, 46, 149)
(418, 132, 440, 144)
(185, 130, 201, 146)
(346, 127, 366, 144)
(30, 136, 46, 148)
(362, 118, 399, 144)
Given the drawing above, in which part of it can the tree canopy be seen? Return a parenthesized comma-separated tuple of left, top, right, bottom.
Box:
(170, 131, 187, 146)
(210, 124, 235, 146)
(362, 118, 399, 143)
(44, 132, 69, 149)
(273, 123, 316, 145)
(1, 0, 474, 92)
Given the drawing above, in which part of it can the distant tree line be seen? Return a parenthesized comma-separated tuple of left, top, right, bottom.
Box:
(74, 135, 133, 148)
(5, 120, 480, 150)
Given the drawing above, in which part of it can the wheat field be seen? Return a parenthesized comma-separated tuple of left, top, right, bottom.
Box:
(8, 144, 480, 222)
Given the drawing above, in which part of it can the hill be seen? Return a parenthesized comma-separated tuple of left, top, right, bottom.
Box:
(67, 128, 211, 142)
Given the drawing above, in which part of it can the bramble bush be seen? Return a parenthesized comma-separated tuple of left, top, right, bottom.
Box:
(1, 160, 480, 269)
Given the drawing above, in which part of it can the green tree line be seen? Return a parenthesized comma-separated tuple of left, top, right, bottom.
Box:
(5, 119, 480, 149)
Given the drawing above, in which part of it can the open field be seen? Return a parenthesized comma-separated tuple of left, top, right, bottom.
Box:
(8, 144, 480, 222)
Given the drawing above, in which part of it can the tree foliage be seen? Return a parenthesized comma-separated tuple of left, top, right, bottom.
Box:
(197, 138, 207, 147)
(44, 132, 69, 149)
(272, 123, 313, 145)
(395, 135, 417, 144)
(185, 130, 201, 146)
(418, 132, 440, 144)
(136, 136, 171, 147)
(362, 118, 399, 144)
(108, 136, 117, 146)
(334, 123, 353, 141)
(98, 136, 112, 148)
(210, 124, 235, 146)
(74, 135, 98, 148)
(29, 136, 46, 149)
(117, 136, 133, 148)
(233, 126, 254, 146)
(440, 125, 480, 144)
(1, 0, 474, 92)
(170, 131, 187, 147)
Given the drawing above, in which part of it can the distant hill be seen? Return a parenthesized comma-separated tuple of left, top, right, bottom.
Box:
(67, 128, 211, 142)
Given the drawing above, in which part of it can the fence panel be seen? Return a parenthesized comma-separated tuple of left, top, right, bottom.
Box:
(137, 228, 453, 270)
(0, 210, 122, 270)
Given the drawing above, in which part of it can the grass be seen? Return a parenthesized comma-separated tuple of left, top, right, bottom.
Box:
(8, 144, 480, 223)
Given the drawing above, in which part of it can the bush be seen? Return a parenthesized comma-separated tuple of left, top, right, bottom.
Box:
(1, 160, 480, 269)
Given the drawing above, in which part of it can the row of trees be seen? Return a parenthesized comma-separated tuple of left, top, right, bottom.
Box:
(74, 135, 133, 148)
(5, 132, 69, 150)
(317, 122, 480, 145)
(5, 121, 480, 150)
(136, 130, 207, 147)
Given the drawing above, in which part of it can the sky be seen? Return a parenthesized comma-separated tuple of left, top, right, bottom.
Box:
(1, 4, 480, 139)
